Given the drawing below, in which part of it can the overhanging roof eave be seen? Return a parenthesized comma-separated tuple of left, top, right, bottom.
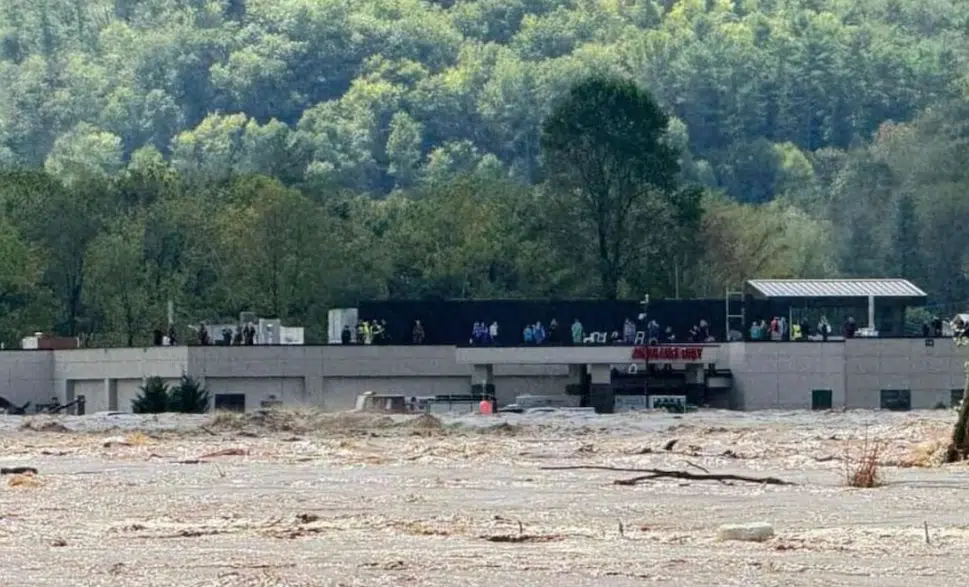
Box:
(750, 294, 927, 305)
(744, 279, 927, 299)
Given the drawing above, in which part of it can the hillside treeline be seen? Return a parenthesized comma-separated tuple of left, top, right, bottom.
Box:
(0, 0, 968, 344)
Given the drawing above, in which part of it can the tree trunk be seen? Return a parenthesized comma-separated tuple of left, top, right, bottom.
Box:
(600, 270, 619, 300)
(946, 359, 969, 462)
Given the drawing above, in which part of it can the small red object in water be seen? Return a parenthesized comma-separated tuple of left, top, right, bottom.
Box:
(479, 399, 493, 415)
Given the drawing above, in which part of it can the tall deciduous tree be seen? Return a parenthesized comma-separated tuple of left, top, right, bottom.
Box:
(540, 75, 680, 299)
(890, 192, 920, 280)
(3, 170, 109, 335)
(216, 176, 332, 326)
(84, 215, 150, 347)
(0, 214, 51, 346)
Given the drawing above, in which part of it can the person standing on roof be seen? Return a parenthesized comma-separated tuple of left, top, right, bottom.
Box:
(571, 318, 584, 344)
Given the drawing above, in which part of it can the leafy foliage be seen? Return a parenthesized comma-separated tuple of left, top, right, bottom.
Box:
(0, 0, 965, 343)
(541, 76, 680, 299)
(131, 376, 170, 414)
(168, 375, 210, 414)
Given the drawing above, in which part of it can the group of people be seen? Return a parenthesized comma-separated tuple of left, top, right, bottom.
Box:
(340, 319, 390, 345)
(465, 316, 717, 346)
(152, 325, 179, 346)
(152, 322, 259, 346)
(467, 318, 571, 345)
(338, 318, 428, 344)
(642, 318, 714, 344)
(923, 316, 946, 338)
(749, 316, 791, 341)
(749, 315, 848, 341)
(520, 319, 580, 345)
(200, 323, 258, 345)
(471, 321, 500, 344)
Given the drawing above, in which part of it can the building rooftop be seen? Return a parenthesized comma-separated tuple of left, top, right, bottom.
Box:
(745, 279, 927, 300)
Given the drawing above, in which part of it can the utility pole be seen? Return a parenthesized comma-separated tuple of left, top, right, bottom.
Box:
(640, 293, 650, 401)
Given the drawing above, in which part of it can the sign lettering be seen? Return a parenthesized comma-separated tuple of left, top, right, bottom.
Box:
(631, 346, 705, 362)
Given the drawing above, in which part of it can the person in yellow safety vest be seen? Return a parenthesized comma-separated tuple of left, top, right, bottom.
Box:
(791, 322, 802, 341)
(362, 320, 373, 344)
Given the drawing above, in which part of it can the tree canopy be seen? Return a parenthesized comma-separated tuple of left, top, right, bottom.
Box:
(0, 0, 966, 344)
(541, 76, 685, 299)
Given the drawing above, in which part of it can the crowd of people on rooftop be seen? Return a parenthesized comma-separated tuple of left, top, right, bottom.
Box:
(334, 310, 961, 346)
(151, 322, 261, 346)
(340, 319, 392, 344)
(468, 316, 716, 346)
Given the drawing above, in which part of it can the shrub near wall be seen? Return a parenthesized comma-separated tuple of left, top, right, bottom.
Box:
(131, 375, 210, 414)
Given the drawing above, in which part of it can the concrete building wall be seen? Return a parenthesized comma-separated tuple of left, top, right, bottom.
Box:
(71, 379, 107, 413)
(732, 339, 967, 410)
(54, 347, 189, 381)
(843, 339, 965, 409)
(206, 377, 306, 411)
(0, 351, 53, 409)
(187, 345, 570, 411)
(0, 338, 964, 414)
(54, 347, 188, 412)
(728, 342, 846, 409)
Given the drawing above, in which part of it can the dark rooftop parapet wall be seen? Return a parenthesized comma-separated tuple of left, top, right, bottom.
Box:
(359, 299, 744, 346)
(358, 298, 848, 345)
(358, 297, 922, 345)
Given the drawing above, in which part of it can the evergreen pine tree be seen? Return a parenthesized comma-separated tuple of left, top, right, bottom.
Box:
(131, 376, 170, 414)
(168, 374, 210, 414)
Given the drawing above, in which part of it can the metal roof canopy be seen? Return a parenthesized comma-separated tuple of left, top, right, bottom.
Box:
(745, 279, 927, 305)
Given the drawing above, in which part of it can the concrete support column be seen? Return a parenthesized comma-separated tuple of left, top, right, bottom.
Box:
(685, 364, 703, 407)
(867, 295, 876, 332)
(107, 378, 118, 411)
(472, 364, 494, 386)
(471, 364, 495, 401)
(568, 364, 584, 382)
(588, 363, 614, 414)
(565, 364, 585, 397)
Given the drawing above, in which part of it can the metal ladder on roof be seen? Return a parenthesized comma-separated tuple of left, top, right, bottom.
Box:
(725, 288, 745, 341)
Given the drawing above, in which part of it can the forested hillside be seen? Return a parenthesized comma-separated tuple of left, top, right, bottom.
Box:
(0, 0, 967, 344)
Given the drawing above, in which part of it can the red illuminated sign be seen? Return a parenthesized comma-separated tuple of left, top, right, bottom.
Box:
(631, 346, 705, 362)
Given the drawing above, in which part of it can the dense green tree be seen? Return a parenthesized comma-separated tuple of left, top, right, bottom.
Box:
(0, 214, 52, 346)
(385, 111, 423, 188)
(1, 0, 964, 200)
(215, 176, 334, 329)
(1, 171, 110, 335)
(45, 122, 124, 179)
(84, 216, 150, 347)
(890, 192, 920, 281)
(540, 75, 680, 299)
(0, 0, 965, 343)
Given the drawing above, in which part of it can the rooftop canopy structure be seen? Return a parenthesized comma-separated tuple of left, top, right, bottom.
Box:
(743, 278, 928, 337)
